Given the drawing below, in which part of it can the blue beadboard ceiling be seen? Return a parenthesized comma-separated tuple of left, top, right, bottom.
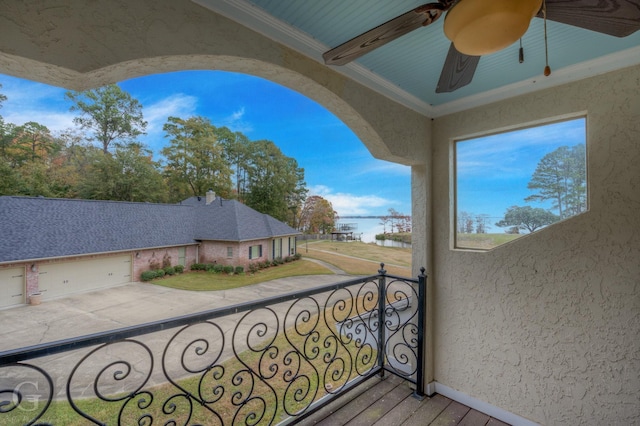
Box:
(195, 0, 640, 116)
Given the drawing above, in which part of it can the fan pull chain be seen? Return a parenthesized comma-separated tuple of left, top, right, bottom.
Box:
(543, 0, 551, 76)
(519, 38, 524, 63)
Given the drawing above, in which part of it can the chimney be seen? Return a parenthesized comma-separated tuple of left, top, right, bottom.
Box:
(206, 189, 216, 205)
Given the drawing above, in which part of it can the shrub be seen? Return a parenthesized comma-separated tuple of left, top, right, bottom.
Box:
(284, 256, 293, 263)
(248, 263, 259, 274)
(293, 253, 302, 260)
(209, 264, 224, 273)
(234, 266, 244, 274)
(155, 269, 166, 278)
(260, 261, 271, 269)
(205, 263, 216, 272)
(164, 266, 175, 276)
(141, 270, 157, 281)
(174, 265, 184, 273)
(223, 265, 234, 274)
(190, 263, 205, 271)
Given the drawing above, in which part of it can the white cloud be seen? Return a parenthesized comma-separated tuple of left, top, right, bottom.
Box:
(144, 94, 198, 133)
(231, 107, 245, 121)
(309, 185, 391, 216)
(1, 76, 76, 132)
(219, 107, 253, 133)
(2, 109, 76, 134)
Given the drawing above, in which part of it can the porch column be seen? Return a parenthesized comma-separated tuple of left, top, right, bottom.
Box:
(412, 162, 433, 391)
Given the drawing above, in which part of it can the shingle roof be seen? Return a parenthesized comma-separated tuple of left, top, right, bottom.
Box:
(0, 196, 300, 263)
(181, 196, 300, 241)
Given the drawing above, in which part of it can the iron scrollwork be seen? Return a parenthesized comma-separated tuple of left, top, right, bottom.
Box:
(0, 266, 425, 425)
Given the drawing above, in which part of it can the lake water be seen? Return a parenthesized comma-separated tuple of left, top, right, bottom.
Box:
(335, 218, 400, 244)
(335, 218, 384, 243)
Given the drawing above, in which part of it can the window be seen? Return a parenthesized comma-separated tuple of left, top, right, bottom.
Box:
(289, 237, 296, 255)
(273, 238, 282, 259)
(227, 247, 233, 258)
(249, 245, 262, 260)
(454, 117, 587, 250)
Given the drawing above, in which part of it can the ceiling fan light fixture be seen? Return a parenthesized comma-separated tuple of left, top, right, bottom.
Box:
(444, 0, 543, 56)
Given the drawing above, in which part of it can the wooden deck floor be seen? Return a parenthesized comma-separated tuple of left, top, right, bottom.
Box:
(300, 374, 511, 426)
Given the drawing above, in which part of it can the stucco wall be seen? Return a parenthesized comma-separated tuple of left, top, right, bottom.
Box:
(431, 65, 640, 424)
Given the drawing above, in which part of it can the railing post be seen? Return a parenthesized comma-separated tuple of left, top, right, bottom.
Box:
(413, 267, 427, 399)
(377, 263, 387, 377)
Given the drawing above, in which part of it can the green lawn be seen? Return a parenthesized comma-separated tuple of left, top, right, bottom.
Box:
(150, 241, 414, 292)
(456, 233, 522, 250)
(150, 258, 332, 291)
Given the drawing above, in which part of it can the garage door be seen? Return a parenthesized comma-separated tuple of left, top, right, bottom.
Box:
(39, 255, 131, 299)
(0, 267, 25, 308)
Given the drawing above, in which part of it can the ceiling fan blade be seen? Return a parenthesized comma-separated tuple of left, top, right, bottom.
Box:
(436, 43, 480, 93)
(541, 0, 640, 37)
(323, 2, 451, 66)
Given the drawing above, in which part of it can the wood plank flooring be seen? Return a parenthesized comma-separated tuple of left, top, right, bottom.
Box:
(300, 374, 510, 426)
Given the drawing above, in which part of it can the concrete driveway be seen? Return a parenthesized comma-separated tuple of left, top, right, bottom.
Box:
(1, 272, 363, 403)
(0, 273, 349, 352)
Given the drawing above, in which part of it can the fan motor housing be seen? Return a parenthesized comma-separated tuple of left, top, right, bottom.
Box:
(444, 0, 543, 56)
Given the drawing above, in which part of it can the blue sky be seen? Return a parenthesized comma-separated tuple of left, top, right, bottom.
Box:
(0, 71, 411, 217)
(456, 118, 586, 231)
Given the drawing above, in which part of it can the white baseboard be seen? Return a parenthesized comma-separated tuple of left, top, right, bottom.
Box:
(430, 382, 540, 426)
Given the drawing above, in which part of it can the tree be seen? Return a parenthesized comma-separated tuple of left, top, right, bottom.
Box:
(79, 143, 167, 202)
(0, 117, 18, 165)
(162, 116, 232, 201)
(0, 83, 6, 108)
(243, 140, 307, 225)
(299, 195, 336, 234)
(526, 144, 586, 219)
(0, 157, 25, 195)
(475, 214, 490, 234)
(215, 126, 252, 202)
(457, 211, 474, 234)
(496, 205, 559, 233)
(66, 84, 147, 153)
(10, 122, 57, 164)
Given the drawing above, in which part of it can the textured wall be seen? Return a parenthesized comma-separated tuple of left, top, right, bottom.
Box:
(431, 65, 640, 424)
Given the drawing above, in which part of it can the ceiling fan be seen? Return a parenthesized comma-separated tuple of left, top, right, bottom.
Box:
(322, 0, 640, 93)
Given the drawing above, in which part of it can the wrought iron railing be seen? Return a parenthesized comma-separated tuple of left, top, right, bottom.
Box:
(0, 265, 426, 425)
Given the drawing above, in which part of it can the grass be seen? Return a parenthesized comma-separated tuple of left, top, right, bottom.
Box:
(150, 259, 332, 291)
(150, 241, 414, 293)
(301, 240, 412, 276)
(456, 233, 522, 250)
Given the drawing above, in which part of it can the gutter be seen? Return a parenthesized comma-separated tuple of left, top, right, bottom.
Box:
(0, 243, 200, 266)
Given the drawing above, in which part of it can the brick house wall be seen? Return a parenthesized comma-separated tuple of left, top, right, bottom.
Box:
(132, 245, 199, 280)
(197, 236, 298, 269)
(200, 239, 272, 269)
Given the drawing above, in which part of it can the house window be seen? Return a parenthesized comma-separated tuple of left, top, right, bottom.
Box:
(249, 245, 262, 260)
(273, 238, 282, 259)
(454, 117, 587, 250)
(227, 247, 233, 258)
